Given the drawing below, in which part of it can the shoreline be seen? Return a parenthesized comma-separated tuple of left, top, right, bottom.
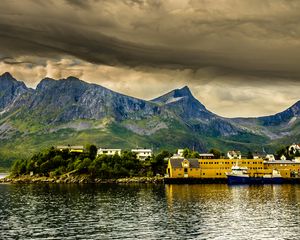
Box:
(0, 175, 164, 184)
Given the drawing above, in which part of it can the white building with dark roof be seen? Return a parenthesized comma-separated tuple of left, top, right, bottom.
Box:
(131, 149, 152, 160)
(227, 150, 242, 159)
(97, 148, 121, 156)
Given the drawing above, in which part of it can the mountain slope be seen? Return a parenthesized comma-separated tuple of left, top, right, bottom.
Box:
(0, 72, 298, 168)
(0, 72, 30, 112)
(152, 86, 212, 120)
(232, 101, 300, 140)
(259, 101, 300, 126)
(13, 76, 164, 124)
(152, 86, 241, 137)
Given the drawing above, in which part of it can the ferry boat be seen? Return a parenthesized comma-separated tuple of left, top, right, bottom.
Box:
(226, 165, 283, 185)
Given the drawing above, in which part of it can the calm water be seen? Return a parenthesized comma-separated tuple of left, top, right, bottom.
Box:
(0, 184, 300, 240)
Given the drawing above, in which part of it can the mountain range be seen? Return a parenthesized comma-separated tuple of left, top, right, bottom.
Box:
(0, 72, 299, 168)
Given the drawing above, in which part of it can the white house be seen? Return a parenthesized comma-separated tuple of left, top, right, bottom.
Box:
(227, 150, 242, 159)
(97, 148, 121, 156)
(177, 149, 184, 157)
(289, 144, 300, 154)
(131, 149, 152, 160)
(280, 155, 287, 161)
(171, 149, 184, 158)
(253, 153, 262, 159)
(265, 154, 275, 161)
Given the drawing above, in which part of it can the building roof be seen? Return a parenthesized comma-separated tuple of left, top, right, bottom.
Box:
(199, 153, 214, 157)
(228, 150, 241, 155)
(264, 160, 300, 164)
(131, 149, 152, 152)
(98, 148, 121, 151)
(169, 158, 200, 168)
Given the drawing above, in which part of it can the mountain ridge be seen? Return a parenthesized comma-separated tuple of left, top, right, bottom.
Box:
(1, 72, 299, 121)
(0, 72, 299, 168)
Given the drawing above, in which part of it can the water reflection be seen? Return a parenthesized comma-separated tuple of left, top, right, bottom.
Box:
(165, 184, 300, 239)
(0, 184, 300, 239)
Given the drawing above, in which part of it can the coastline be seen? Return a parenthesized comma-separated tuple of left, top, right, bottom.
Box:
(0, 175, 164, 184)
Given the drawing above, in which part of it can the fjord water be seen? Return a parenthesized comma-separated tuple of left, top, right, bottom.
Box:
(0, 184, 300, 240)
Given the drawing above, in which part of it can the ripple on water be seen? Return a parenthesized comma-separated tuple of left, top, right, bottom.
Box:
(0, 184, 300, 239)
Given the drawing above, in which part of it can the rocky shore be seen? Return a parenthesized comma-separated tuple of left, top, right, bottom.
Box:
(0, 175, 164, 184)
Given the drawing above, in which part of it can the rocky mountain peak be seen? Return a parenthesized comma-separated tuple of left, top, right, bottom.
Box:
(0, 72, 14, 79)
(151, 86, 194, 105)
(174, 86, 192, 97)
(0, 72, 29, 111)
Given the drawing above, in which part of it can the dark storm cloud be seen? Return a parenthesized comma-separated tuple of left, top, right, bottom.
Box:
(0, 0, 300, 81)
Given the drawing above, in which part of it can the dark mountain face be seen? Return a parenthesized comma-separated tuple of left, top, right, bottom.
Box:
(14, 76, 163, 123)
(0, 72, 299, 157)
(259, 101, 300, 126)
(0, 72, 29, 111)
(152, 86, 239, 136)
(152, 86, 214, 120)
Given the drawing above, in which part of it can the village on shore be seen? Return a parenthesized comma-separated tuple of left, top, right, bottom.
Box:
(2, 143, 300, 184)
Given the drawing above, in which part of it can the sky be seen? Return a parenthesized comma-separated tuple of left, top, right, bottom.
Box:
(0, 0, 300, 117)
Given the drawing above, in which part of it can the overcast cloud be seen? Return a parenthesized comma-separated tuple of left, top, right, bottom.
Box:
(0, 0, 300, 117)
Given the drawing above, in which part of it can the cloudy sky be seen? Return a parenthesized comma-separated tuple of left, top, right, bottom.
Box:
(0, 0, 300, 117)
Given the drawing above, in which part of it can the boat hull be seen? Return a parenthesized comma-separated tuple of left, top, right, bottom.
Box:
(227, 175, 284, 185)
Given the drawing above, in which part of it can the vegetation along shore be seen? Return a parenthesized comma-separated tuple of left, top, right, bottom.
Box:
(1, 145, 168, 184)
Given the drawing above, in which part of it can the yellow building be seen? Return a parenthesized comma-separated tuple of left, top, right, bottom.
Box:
(264, 160, 300, 178)
(166, 158, 200, 178)
(166, 158, 300, 180)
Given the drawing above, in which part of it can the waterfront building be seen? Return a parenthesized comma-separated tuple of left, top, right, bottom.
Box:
(199, 153, 214, 159)
(166, 158, 200, 178)
(166, 158, 300, 180)
(97, 148, 121, 156)
(131, 149, 152, 160)
(56, 145, 84, 153)
(227, 150, 242, 159)
(264, 160, 300, 177)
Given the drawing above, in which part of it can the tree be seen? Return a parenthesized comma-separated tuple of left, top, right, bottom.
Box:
(209, 149, 221, 159)
(86, 144, 97, 160)
(247, 151, 254, 159)
(276, 146, 288, 160)
(151, 150, 171, 175)
(182, 148, 191, 158)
